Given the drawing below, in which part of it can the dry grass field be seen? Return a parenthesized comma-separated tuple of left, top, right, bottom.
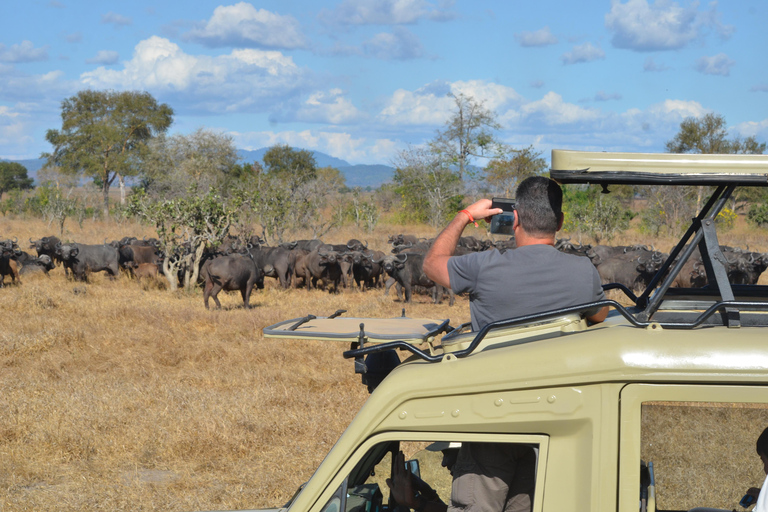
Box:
(0, 215, 767, 511)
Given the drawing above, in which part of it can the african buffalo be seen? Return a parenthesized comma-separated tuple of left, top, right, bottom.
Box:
(352, 250, 385, 291)
(19, 255, 55, 276)
(202, 253, 265, 309)
(56, 243, 120, 282)
(0, 239, 21, 286)
(378, 252, 452, 304)
(247, 246, 292, 288)
(117, 244, 163, 276)
(593, 248, 667, 290)
(303, 250, 343, 292)
(30, 236, 62, 267)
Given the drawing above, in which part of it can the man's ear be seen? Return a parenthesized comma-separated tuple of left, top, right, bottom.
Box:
(556, 212, 564, 231)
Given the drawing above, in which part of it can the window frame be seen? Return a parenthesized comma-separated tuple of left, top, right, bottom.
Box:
(618, 384, 768, 512)
(301, 432, 550, 512)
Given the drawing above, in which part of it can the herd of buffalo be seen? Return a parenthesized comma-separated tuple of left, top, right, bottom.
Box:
(0, 233, 766, 309)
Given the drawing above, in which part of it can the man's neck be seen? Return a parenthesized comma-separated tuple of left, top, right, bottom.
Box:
(514, 227, 556, 247)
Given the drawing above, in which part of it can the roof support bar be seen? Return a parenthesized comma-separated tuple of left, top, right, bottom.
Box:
(698, 217, 740, 327)
(636, 185, 727, 309)
(637, 185, 736, 322)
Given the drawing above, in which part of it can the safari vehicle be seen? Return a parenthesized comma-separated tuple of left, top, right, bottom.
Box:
(258, 150, 768, 512)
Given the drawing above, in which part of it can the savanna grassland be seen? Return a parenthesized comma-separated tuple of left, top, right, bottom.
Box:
(1, 214, 767, 511)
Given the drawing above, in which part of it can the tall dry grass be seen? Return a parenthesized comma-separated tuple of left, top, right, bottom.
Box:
(0, 215, 767, 511)
(0, 216, 470, 511)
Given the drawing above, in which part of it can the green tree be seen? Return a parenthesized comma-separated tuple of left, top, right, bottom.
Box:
(392, 146, 463, 228)
(0, 162, 34, 198)
(485, 146, 547, 197)
(666, 113, 765, 154)
(747, 201, 768, 228)
(262, 144, 317, 191)
(128, 189, 241, 291)
(41, 186, 80, 237)
(346, 188, 380, 233)
(429, 93, 505, 182)
(249, 145, 345, 242)
(666, 113, 766, 212)
(43, 90, 173, 215)
(139, 129, 240, 199)
(562, 186, 633, 243)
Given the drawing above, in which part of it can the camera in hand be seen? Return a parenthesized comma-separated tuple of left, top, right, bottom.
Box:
(740, 494, 756, 508)
(489, 198, 516, 236)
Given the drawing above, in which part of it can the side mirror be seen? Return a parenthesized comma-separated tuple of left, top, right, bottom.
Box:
(405, 459, 420, 479)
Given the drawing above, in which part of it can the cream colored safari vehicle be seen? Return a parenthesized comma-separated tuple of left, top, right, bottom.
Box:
(256, 150, 768, 512)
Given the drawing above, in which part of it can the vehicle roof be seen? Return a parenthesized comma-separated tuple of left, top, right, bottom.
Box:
(550, 149, 768, 186)
(383, 314, 768, 400)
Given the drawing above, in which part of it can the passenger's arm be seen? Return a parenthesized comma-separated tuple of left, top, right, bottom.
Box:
(424, 199, 501, 289)
(386, 452, 447, 512)
(587, 306, 609, 324)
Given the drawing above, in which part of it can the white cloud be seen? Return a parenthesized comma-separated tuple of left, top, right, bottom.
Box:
(377, 80, 523, 126)
(750, 84, 768, 93)
(101, 12, 132, 27)
(648, 99, 708, 119)
(80, 37, 310, 113)
(516, 92, 602, 125)
(319, 0, 456, 26)
(184, 3, 308, 50)
(86, 50, 119, 65)
(734, 119, 768, 140)
(363, 28, 426, 60)
(695, 53, 734, 76)
(274, 89, 366, 124)
(231, 129, 400, 165)
(0, 41, 49, 63)
(561, 43, 605, 65)
(378, 87, 453, 125)
(0, 64, 70, 103)
(0, 106, 34, 159)
(605, 0, 734, 52)
(0, 106, 20, 119)
(514, 27, 558, 47)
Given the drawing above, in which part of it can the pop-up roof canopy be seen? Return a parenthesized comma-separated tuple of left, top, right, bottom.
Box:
(551, 150, 768, 186)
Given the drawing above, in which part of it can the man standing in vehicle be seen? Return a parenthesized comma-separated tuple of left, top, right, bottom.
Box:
(423, 175, 608, 330)
(421, 176, 608, 512)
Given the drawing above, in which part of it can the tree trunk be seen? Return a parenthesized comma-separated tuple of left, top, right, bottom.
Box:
(185, 242, 206, 290)
(102, 180, 110, 218)
(696, 186, 704, 214)
(163, 258, 179, 292)
(118, 174, 126, 205)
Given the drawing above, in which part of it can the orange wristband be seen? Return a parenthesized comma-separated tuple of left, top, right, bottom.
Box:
(460, 209, 478, 227)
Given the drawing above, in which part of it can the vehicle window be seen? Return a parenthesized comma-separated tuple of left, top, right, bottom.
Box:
(319, 439, 541, 512)
(640, 401, 768, 512)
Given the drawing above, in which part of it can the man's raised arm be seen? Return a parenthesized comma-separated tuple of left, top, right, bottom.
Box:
(423, 199, 502, 289)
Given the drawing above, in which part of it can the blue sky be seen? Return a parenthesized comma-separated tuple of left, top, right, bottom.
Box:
(1, 0, 767, 166)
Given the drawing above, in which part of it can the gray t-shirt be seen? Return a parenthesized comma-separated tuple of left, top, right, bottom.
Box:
(448, 244, 605, 331)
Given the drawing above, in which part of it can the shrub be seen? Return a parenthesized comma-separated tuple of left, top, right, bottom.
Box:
(715, 207, 737, 231)
(747, 202, 768, 228)
(563, 189, 632, 243)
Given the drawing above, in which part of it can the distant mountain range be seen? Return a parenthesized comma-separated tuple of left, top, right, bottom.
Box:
(1, 148, 395, 189)
(236, 148, 393, 188)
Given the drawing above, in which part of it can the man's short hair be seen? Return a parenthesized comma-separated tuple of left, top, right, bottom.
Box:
(757, 426, 768, 457)
(515, 176, 563, 237)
